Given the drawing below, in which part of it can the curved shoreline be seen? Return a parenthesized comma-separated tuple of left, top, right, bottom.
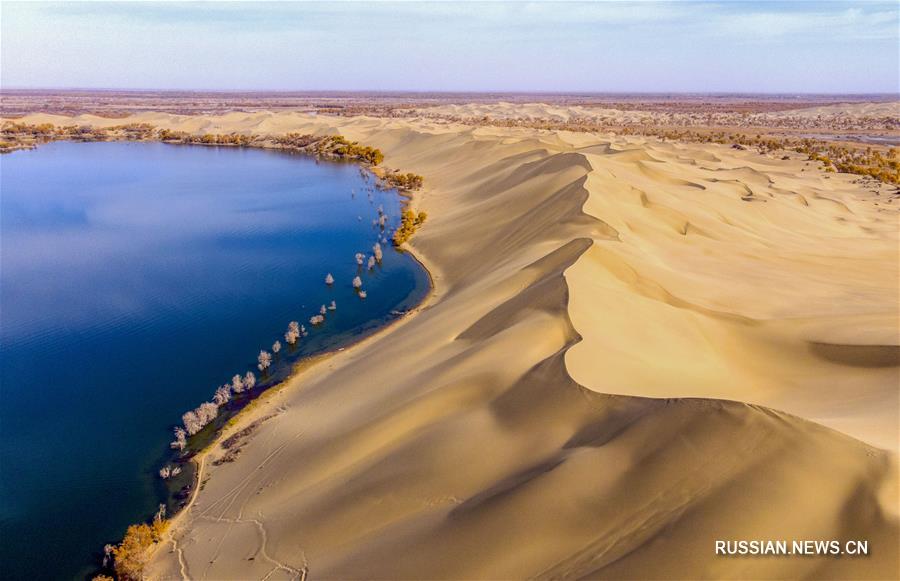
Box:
(3, 133, 433, 579)
(145, 238, 439, 579)
(137, 146, 438, 578)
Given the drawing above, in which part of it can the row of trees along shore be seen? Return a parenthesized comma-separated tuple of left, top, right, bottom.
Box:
(3, 118, 897, 184)
(95, 190, 415, 580)
(0, 122, 431, 190)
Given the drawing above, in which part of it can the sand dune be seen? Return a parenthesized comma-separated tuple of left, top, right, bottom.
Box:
(16, 108, 898, 579)
(772, 101, 900, 119)
(415, 100, 900, 134)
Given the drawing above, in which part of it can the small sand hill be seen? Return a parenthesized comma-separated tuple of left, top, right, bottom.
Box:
(416, 102, 650, 124)
(416, 100, 900, 128)
(17, 109, 897, 579)
(771, 101, 900, 120)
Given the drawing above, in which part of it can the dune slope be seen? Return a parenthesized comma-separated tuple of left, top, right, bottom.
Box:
(19, 111, 897, 579)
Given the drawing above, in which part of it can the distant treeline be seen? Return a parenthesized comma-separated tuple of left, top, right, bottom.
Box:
(274, 133, 384, 165)
(1, 122, 395, 171)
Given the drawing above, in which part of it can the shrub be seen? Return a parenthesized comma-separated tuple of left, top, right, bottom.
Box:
(392, 209, 427, 246)
(112, 524, 154, 580)
(383, 172, 424, 191)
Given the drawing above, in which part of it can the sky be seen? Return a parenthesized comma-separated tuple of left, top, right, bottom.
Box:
(1, 1, 898, 94)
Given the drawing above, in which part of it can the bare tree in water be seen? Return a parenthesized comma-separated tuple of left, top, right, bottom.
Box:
(213, 385, 231, 406)
(103, 544, 114, 568)
(244, 371, 256, 390)
(196, 402, 218, 426)
(182, 410, 202, 435)
(258, 350, 272, 374)
(171, 427, 187, 451)
(231, 374, 244, 394)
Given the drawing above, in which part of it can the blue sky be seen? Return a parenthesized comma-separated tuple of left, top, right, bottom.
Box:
(2, 1, 897, 93)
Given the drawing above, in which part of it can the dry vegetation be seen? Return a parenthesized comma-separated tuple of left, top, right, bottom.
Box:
(381, 171, 424, 191)
(646, 129, 900, 184)
(392, 209, 427, 246)
(97, 506, 169, 581)
(275, 133, 384, 164)
(2, 89, 892, 117)
(0, 121, 156, 152)
(1, 122, 388, 168)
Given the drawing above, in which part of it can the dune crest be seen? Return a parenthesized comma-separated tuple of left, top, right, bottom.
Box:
(20, 109, 896, 579)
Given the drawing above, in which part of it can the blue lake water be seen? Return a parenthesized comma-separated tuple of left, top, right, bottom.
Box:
(0, 141, 429, 580)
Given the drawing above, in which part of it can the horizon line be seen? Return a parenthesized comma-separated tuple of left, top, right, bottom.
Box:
(2, 87, 899, 98)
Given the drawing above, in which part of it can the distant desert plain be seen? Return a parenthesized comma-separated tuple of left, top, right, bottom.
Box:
(3, 93, 898, 579)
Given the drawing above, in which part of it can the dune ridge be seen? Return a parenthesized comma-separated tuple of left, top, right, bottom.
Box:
(15, 109, 897, 579)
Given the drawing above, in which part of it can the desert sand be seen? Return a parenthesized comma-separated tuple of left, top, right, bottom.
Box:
(16, 108, 898, 579)
(416, 100, 900, 125)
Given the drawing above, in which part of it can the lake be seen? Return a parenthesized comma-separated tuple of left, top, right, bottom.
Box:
(0, 141, 429, 579)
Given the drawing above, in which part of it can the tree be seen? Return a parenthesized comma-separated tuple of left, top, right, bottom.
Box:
(325, 273, 334, 285)
(232, 374, 244, 394)
(151, 504, 168, 540)
(355, 252, 365, 265)
(367, 256, 376, 270)
(272, 340, 282, 355)
(102, 544, 115, 568)
(258, 350, 272, 373)
(286, 321, 301, 345)
(159, 465, 181, 479)
(359, 290, 367, 299)
(319, 305, 327, 315)
(182, 411, 202, 435)
(328, 300, 337, 311)
(310, 314, 325, 325)
(171, 427, 187, 451)
(352, 276, 362, 289)
(373, 242, 383, 261)
(244, 371, 256, 390)
(214, 385, 231, 406)
(112, 524, 155, 580)
(196, 402, 218, 426)
(392, 209, 420, 246)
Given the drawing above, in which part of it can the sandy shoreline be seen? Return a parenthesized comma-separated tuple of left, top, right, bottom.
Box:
(14, 107, 898, 579)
